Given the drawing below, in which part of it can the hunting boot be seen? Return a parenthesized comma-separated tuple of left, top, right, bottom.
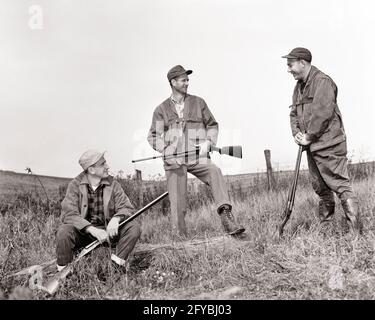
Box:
(341, 198, 361, 235)
(217, 204, 245, 236)
(318, 199, 335, 222)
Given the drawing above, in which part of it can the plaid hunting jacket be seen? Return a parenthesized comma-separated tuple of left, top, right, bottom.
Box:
(290, 65, 346, 152)
(147, 94, 219, 170)
(60, 172, 134, 231)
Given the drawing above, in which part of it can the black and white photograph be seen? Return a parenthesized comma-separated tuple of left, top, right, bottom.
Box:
(1, 0, 375, 305)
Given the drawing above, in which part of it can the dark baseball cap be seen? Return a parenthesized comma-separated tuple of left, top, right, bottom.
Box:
(167, 65, 193, 82)
(282, 47, 312, 62)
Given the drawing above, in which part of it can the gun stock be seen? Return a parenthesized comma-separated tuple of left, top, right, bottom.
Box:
(278, 203, 293, 237)
(211, 145, 242, 159)
(8, 259, 57, 278)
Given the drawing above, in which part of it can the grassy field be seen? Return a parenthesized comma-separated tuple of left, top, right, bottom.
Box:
(0, 167, 374, 300)
(0, 170, 70, 200)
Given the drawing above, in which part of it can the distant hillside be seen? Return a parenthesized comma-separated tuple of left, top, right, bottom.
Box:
(0, 170, 71, 199)
(1, 160, 374, 200)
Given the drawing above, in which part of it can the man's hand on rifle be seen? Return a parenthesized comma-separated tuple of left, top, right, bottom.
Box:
(294, 132, 311, 146)
(86, 226, 108, 243)
(195, 140, 212, 157)
(106, 216, 120, 239)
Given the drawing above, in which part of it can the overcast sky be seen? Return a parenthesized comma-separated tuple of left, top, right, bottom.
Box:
(1, 0, 374, 179)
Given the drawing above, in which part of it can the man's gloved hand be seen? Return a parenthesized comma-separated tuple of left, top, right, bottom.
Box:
(106, 216, 121, 239)
(294, 132, 312, 146)
(86, 226, 108, 244)
(195, 140, 212, 157)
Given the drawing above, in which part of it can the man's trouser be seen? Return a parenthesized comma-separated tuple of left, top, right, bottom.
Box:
(306, 141, 356, 203)
(56, 220, 141, 266)
(165, 159, 231, 236)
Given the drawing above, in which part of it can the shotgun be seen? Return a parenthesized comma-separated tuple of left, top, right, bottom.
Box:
(277, 146, 303, 237)
(43, 191, 169, 295)
(132, 145, 242, 163)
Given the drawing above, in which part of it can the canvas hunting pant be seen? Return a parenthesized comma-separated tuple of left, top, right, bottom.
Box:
(165, 159, 231, 236)
(56, 220, 141, 266)
(306, 141, 356, 203)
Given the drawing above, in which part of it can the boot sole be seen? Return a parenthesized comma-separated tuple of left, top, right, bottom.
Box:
(228, 227, 246, 235)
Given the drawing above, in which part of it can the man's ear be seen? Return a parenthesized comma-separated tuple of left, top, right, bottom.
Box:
(87, 166, 95, 175)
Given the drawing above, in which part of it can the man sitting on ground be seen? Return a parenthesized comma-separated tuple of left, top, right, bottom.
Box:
(56, 150, 141, 271)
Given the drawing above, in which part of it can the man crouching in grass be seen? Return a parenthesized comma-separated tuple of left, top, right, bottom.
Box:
(55, 150, 141, 271)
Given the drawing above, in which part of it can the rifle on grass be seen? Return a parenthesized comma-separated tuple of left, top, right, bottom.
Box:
(277, 145, 304, 237)
(131, 145, 242, 163)
(42, 191, 169, 295)
(7, 258, 57, 278)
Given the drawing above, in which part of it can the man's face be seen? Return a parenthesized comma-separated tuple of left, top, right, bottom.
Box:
(89, 158, 109, 179)
(287, 59, 305, 80)
(171, 74, 189, 94)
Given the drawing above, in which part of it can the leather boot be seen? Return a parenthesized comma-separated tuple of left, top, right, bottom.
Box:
(318, 199, 335, 222)
(217, 204, 245, 235)
(341, 198, 361, 235)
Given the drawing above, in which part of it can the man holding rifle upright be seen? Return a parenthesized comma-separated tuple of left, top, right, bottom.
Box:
(56, 150, 141, 271)
(282, 47, 361, 235)
(147, 65, 245, 237)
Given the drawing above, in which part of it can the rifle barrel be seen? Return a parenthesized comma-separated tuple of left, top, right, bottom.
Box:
(132, 149, 199, 163)
(120, 191, 168, 224)
(278, 145, 303, 237)
(289, 146, 303, 208)
(131, 145, 243, 163)
(132, 155, 162, 163)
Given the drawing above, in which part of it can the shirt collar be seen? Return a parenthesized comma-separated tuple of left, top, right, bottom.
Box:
(80, 173, 110, 186)
(170, 94, 186, 105)
(301, 65, 312, 84)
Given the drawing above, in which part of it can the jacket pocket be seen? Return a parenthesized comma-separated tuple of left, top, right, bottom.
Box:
(185, 117, 205, 143)
(164, 120, 182, 144)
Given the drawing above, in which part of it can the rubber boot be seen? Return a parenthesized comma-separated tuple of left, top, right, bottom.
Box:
(318, 199, 335, 222)
(341, 198, 361, 235)
(217, 204, 245, 235)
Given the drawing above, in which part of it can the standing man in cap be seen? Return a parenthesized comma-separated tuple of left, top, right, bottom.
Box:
(147, 65, 245, 237)
(282, 47, 361, 234)
(55, 150, 141, 271)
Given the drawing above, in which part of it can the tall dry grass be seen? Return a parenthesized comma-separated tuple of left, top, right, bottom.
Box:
(0, 168, 374, 300)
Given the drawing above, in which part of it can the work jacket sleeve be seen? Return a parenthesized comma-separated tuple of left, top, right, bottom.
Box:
(289, 104, 301, 137)
(112, 181, 135, 220)
(147, 106, 165, 153)
(201, 100, 219, 146)
(306, 78, 336, 142)
(289, 86, 301, 137)
(61, 180, 91, 231)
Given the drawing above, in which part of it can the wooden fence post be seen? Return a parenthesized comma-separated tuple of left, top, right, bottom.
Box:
(264, 149, 276, 191)
(135, 169, 143, 207)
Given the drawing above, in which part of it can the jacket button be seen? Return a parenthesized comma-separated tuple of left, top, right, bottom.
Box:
(84, 205, 87, 207)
